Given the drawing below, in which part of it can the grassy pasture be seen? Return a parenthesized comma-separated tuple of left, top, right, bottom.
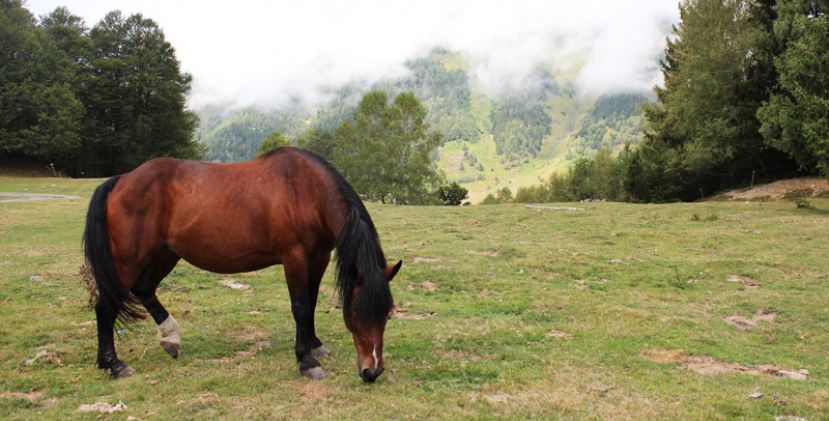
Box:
(1, 175, 828, 419)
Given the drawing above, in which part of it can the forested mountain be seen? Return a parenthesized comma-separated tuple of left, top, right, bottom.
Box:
(197, 105, 306, 162)
(195, 48, 646, 198)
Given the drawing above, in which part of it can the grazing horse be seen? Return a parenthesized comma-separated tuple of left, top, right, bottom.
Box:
(83, 147, 401, 383)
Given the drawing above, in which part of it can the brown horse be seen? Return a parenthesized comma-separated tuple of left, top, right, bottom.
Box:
(83, 147, 401, 383)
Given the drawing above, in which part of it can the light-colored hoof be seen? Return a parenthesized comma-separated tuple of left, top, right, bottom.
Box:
(158, 315, 181, 359)
(311, 345, 331, 359)
(161, 341, 180, 358)
(111, 365, 135, 379)
(303, 366, 327, 380)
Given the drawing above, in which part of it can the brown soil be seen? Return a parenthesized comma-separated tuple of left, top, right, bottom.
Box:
(642, 348, 809, 380)
(725, 309, 777, 331)
(718, 177, 829, 201)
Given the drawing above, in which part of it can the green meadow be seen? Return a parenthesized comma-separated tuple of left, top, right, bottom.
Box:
(1, 175, 828, 419)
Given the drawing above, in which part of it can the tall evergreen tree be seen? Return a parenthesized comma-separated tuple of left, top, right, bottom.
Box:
(83, 11, 199, 175)
(632, 0, 795, 201)
(758, 0, 829, 176)
(0, 1, 83, 169)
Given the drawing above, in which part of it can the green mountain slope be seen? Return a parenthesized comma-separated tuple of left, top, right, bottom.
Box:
(195, 48, 647, 201)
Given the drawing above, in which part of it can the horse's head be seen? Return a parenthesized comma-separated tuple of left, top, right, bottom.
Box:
(343, 260, 401, 383)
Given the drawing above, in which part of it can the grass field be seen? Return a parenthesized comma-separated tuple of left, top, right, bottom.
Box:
(1, 175, 828, 419)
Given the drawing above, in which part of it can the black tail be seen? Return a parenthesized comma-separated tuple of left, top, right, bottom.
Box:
(83, 176, 144, 323)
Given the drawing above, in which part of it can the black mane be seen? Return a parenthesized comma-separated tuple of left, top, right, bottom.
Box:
(290, 148, 393, 324)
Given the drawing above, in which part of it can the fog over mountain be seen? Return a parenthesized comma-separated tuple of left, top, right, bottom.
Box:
(26, 0, 679, 108)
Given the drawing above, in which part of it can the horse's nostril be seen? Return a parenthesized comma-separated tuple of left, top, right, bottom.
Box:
(360, 367, 384, 383)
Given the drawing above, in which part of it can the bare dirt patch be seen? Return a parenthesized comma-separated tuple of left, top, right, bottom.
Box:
(0, 390, 43, 402)
(547, 330, 573, 340)
(392, 307, 436, 320)
(0, 193, 80, 203)
(642, 349, 809, 380)
(466, 249, 501, 257)
(412, 256, 441, 264)
(727, 275, 761, 288)
(725, 309, 776, 331)
(718, 177, 829, 201)
(525, 205, 585, 212)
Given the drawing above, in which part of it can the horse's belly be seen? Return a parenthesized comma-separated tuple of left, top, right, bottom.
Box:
(167, 226, 283, 274)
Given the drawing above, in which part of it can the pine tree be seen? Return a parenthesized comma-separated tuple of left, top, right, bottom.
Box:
(632, 0, 795, 201)
(758, 0, 829, 176)
(0, 1, 83, 169)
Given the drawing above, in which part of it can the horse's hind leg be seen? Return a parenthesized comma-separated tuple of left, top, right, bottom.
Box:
(95, 298, 135, 378)
(308, 253, 331, 359)
(132, 251, 182, 358)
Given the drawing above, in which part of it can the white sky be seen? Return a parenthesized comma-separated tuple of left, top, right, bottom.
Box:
(25, 0, 680, 108)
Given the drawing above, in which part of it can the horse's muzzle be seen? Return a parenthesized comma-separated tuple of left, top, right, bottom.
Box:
(360, 367, 384, 383)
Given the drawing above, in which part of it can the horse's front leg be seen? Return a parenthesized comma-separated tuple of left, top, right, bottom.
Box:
(307, 253, 332, 360)
(284, 255, 326, 380)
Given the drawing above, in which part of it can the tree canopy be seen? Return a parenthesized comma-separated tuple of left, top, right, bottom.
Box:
(332, 90, 444, 204)
(256, 131, 289, 157)
(758, 0, 829, 176)
(0, 2, 200, 176)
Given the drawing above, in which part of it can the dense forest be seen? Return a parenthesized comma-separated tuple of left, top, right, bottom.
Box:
(0, 1, 200, 176)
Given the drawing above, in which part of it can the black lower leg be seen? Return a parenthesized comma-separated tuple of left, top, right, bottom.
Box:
(138, 295, 170, 325)
(94, 299, 130, 377)
(290, 298, 320, 372)
(306, 282, 323, 350)
(306, 257, 329, 350)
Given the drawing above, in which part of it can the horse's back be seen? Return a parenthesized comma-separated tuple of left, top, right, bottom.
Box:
(106, 149, 343, 273)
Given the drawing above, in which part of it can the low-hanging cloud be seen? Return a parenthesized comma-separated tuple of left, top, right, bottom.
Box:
(27, 0, 679, 107)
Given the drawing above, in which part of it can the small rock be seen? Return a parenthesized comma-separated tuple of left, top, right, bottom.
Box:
(24, 350, 49, 366)
(775, 369, 809, 381)
(77, 401, 128, 413)
(220, 279, 250, 290)
(748, 392, 764, 399)
(29, 275, 43, 282)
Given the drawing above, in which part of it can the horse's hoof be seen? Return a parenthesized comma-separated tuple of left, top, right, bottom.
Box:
(302, 366, 327, 380)
(311, 345, 331, 359)
(161, 341, 180, 358)
(110, 364, 135, 379)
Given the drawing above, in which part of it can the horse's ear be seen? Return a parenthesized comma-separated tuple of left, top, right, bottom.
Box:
(384, 260, 402, 281)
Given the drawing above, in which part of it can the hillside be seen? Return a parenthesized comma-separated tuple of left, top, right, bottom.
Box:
(195, 48, 647, 201)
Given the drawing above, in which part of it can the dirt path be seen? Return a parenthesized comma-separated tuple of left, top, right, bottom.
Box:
(0, 193, 81, 203)
(718, 177, 829, 201)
